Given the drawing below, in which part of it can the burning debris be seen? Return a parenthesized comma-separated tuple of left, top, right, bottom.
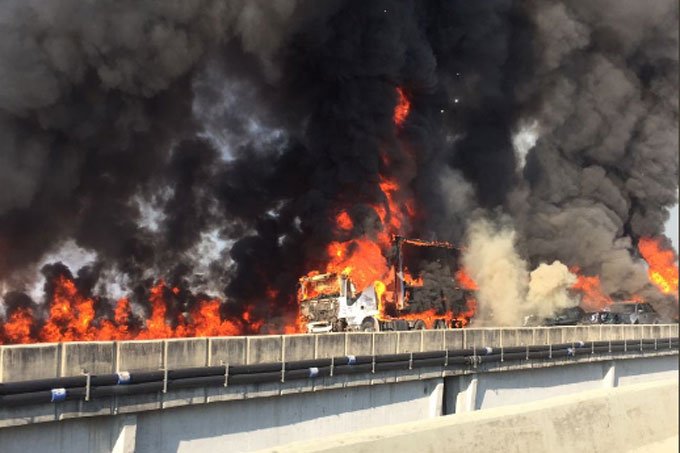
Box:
(0, 1, 678, 343)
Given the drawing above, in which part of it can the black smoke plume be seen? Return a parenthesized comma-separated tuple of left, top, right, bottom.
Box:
(0, 0, 677, 329)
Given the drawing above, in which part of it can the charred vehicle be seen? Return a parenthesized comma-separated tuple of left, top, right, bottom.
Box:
(298, 236, 469, 332)
(298, 271, 382, 332)
(580, 310, 621, 325)
(608, 301, 661, 324)
(523, 306, 585, 327)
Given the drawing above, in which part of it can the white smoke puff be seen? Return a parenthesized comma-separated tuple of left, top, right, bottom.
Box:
(526, 261, 577, 319)
(462, 218, 529, 326)
(183, 228, 233, 297)
(95, 267, 131, 301)
(512, 119, 539, 170)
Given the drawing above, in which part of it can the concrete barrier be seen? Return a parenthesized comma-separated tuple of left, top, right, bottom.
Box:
(345, 332, 373, 356)
(0, 324, 675, 381)
(283, 335, 316, 362)
(463, 328, 484, 348)
(116, 340, 164, 372)
(208, 336, 247, 366)
(421, 330, 444, 351)
(532, 327, 549, 345)
(165, 338, 207, 368)
(0, 343, 59, 382)
(247, 336, 282, 364)
(482, 328, 501, 347)
(61, 341, 115, 376)
(512, 328, 534, 346)
(263, 379, 679, 453)
(397, 331, 422, 353)
(373, 332, 397, 355)
(315, 333, 345, 358)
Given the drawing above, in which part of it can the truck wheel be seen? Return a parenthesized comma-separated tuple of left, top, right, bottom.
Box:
(394, 319, 410, 331)
(413, 320, 426, 330)
(433, 319, 447, 330)
(360, 318, 377, 332)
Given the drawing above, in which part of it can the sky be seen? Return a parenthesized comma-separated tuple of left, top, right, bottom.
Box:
(665, 204, 679, 253)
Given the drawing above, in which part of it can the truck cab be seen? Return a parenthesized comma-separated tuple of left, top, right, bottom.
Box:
(298, 272, 380, 332)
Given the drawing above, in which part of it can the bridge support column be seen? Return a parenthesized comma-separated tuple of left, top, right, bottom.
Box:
(112, 415, 137, 453)
(455, 374, 479, 413)
(602, 361, 617, 388)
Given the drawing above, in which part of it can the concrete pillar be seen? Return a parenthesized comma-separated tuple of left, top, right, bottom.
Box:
(112, 415, 137, 453)
(428, 381, 445, 417)
(455, 374, 479, 413)
(602, 361, 617, 388)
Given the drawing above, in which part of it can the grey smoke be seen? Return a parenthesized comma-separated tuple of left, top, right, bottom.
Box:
(513, 0, 678, 306)
(0, 0, 676, 330)
(0, 0, 334, 278)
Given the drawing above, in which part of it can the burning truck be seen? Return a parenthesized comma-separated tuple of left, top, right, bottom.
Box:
(298, 236, 474, 332)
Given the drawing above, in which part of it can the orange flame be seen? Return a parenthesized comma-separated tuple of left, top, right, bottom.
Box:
(452, 298, 477, 328)
(335, 211, 353, 231)
(1, 307, 34, 344)
(570, 267, 612, 311)
(455, 269, 478, 290)
(638, 237, 679, 298)
(0, 273, 295, 344)
(98, 298, 131, 340)
(39, 275, 98, 342)
(393, 87, 411, 127)
(403, 269, 424, 287)
(326, 239, 388, 291)
(136, 281, 174, 339)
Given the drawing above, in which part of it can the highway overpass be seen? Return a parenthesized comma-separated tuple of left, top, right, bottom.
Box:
(0, 324, 677, 452)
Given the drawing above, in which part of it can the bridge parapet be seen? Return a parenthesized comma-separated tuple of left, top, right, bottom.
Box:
(1, 324, 677, 382)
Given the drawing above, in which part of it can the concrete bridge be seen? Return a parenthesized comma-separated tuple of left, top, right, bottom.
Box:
(0, 324, 677, 452)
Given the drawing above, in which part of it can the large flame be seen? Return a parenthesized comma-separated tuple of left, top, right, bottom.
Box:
(305, 88, 417, 302)
(638, 237, 679, 298)
(0, 275, 273, 344)
(569, 267, 613, 312)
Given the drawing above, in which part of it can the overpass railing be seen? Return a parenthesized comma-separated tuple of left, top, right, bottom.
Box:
(0, 324, 677, 384)
(0, 336, 677, 408)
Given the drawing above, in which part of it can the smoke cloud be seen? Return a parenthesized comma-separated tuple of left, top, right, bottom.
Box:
(512, 0, 678, 307)
(526, 261, 578, 319)
(461, 219, 529, 326)
(0, 0, 677, 329)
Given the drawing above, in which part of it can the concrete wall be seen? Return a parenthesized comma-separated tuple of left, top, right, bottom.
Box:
(0, 353, 676, 453)
(471, 355, 677, 411)
(1, 324, 677, 381)
(446, 353, 678, 414)
(265, 379, 679, 453)
(0, 379, 444, 453)
(135, 379, 443, 453)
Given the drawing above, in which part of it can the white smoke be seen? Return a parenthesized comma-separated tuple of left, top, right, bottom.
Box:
(462, 218, 580, 326)
(462, 218, 529, 326)
(526, 261, 578, 318)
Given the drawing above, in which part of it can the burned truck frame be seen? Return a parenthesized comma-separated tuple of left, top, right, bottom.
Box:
(298, 271, 381, 333)
(298, 236, 464, 333)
